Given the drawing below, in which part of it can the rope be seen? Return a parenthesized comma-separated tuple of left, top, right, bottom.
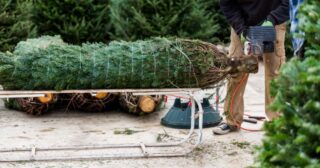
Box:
(229, 73, 262, 132)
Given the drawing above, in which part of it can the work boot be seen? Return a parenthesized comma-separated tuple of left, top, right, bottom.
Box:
(212, 122, 238, 135)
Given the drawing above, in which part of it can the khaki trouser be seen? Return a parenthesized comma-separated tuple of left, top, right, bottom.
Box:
(224, 23, 287, 128)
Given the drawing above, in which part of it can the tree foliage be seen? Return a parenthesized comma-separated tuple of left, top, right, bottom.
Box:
(109, 0, 223, 43)
(198, 0, 229, 43)
(32, 0, 110, 44)
(0, 0, 35, 52)
(257, 57, 320, 167)
(2, 0, 229, 46)
(298, 0, 320, 57)
(256, 1, 320, 167)
(0, 36, 258, 90)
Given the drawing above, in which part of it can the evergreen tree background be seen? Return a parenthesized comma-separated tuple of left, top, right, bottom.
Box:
(1, 0, 230, 49)
(285, 25, 294, 58)
(198, 0, 229, 43)
(109, 0, 223, 43)
(32, 0, 110, 44)
(0, 0, 35, 52)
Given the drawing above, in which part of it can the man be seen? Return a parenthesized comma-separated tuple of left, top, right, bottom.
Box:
(213, 0, 290, 135)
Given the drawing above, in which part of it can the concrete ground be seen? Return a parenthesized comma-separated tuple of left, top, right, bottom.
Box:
(0, 63, 266, 168)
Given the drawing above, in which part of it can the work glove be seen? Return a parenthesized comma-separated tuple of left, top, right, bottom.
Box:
(240, 33, 246, 43)
(240, 29, 248, 43)
(262, 20, 273, 27)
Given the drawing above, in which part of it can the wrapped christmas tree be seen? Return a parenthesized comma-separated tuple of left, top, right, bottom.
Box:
(13, 35, 65, 55)
(3, 36, 66, 115)
(0, 36, 258, 91)
(3, 36, 119, 115)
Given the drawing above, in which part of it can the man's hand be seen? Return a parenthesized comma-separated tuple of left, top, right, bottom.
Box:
(240, 33, 246, 43)
(262, 20, 273, 27)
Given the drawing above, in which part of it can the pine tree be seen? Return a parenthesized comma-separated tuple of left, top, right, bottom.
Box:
(256, 1, 320, 167)
(0, 36, 258, 90)
(198, 0, 230, 43)
(0, 0, 35, 52)
(109, 0, 220, 42)
(32, 0, 110, 44)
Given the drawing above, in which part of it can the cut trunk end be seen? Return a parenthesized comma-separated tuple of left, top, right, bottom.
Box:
(229, 55, 259, 74)
(119, 93, 163, 115)
(138, 96, 156, 113)
(37, 93, 55, 104)
(94, 92, 109, 99)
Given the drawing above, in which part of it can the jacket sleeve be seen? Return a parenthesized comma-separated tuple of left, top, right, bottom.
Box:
(267, 0, 290, 25)
(219, 0, 246, 35)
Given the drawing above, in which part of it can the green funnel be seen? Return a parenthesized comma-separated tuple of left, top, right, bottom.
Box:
(161, 98, 222, 129)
